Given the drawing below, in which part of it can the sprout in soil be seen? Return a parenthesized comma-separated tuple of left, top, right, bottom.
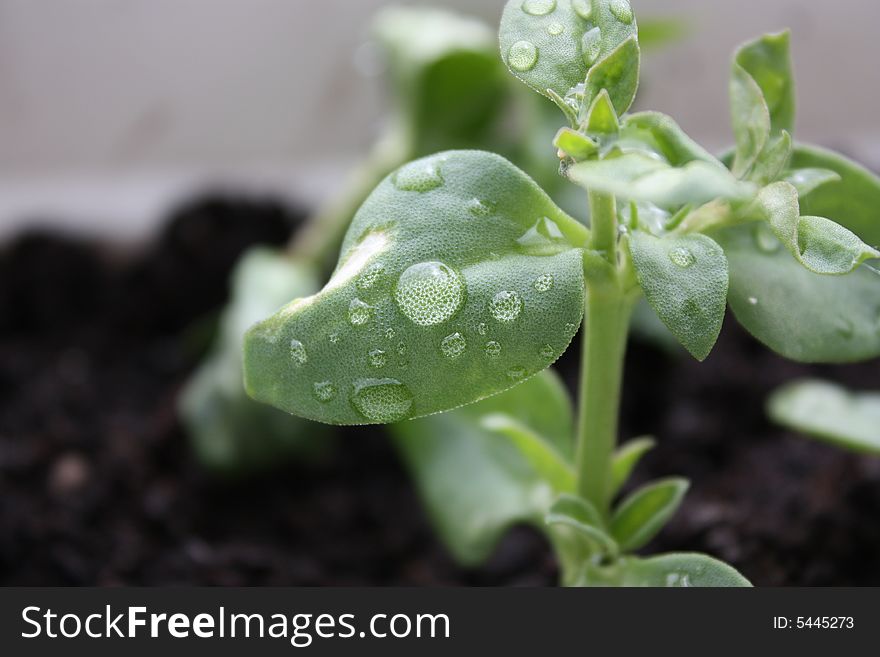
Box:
(242, 0, 880, 586)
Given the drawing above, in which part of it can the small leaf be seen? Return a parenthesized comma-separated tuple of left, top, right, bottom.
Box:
(718, 225, 880, 363)
(783, 167, 841, 198)
(621, 112, 722, 167)
(583, 36, 641, 115)
(546, 495, 619, 558)
(755, 182, 878, 275)
(481, 413, 575, 492)
(629, 232, 729, 361)
(390, 369, 574, 566)
(576, 552, 751, 587)
(729, 61, 770, 177)
(583, 90, 620, 134)
(180, 249, 329, 473)
(244, 151, 587, 425)
(734, 31, 795, 136)
(499, 0, 638, 115)
(769, 380, 880, 454)
(568, 153, 753, 209)
(749, 130, 792, 185)
(611, 436, 656, 495)
(554, 127, 598, 160)
(610, 478, 689, 552)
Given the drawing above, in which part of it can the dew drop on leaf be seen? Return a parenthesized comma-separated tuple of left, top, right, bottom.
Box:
(348, 298, 373, 326)
(516, 217, 568, 255)
(752, 223, 781, 254)
(397, 341, 408, 356)
(357, 262, 385, 291)
(507, 366, 527, 380)
(610, 0, 634, 24)
(540, 344, 555, 359)
(477, 322, 488, 336)
(748, 296, 759, 306)
(393, 160, 444, 192)
(313, 381, 337, 403)
(467, 198, 495, 217)
(534, 273, 554, 292)
(490, 290, 523, 322)
(289, 339, 307, 366)
(440, 332, 467, 359)
(485, 341, 502, 357)
(384, 327, 395, 340)
(368, 349, 387, 368)
(521, 0, 556, 16)
(351, 379, 414, 422)
(581, 27, 602, 66)
(668, 247, 696, 269)
(565, 322, 577, 333)
(395, 261, 465, 326)
(329, 333, 340, 344)
(572, 0, 593, 20)
(547, 22, 564, 36)
(509, 40, 539, 72)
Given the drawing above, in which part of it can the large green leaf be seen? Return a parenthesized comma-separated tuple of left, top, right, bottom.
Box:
(180, 249, 328, 472)
(576, 552, 752, 587)
(719, 225, 880, 363)
(629, 232, 729, 361)
(499, 0, 638, 115)
(390, 369, 574, 565)
(244, 151, 587, 425)
(769, 380, 880, 454)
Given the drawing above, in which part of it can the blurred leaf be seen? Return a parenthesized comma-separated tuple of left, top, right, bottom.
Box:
(735, 31, 795, 137)
(611, 436, 657, 495)
(621, 112, 721, 167)
(576, 552, 751, 587)
(637, 17, 689, 50)
(244, 151, 587, 425)
(391, 369, 574, 566)
(769, 380, 880, 454)
(629, 232, 729, 360)
(610, 477, 689, 551)
(783, 167, 841, 198)
(729, 60, 770, 177)
(546, 494, 619, 560)
(749, 131, 792, 185)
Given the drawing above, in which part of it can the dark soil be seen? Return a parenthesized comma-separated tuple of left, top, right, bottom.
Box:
(0, 196, 878, 586)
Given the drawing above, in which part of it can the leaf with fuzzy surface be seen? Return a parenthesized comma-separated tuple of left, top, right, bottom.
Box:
(575, 552, 751, 587)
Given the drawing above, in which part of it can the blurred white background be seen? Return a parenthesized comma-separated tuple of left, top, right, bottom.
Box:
(1, 0, 878, 240)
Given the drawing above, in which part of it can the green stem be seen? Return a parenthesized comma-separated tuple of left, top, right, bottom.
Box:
(575, 191, 632, 515)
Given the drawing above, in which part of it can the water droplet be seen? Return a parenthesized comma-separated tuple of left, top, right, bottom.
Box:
(393, 160, 443, 192)
(835, 317, 855, 339)
(397, 341, 408, 356)
(610, 0, 634, 24)
(440, 332, 467, 359)
(572, 0, 593, 20)
(384, 327, 395, 340)
(467, 198, 494, 217)
(368, 349, 387, 368)
(566, 323, 578, 334)
(665, 572, 692, 587)
(351, 379, 414, 422)
(490, 290, 523, 323)
(547, 22, 564, 36)
(534, 273, 554, 292)
(507, 366, 527, 380)
(540, 344, 554, 359)
(395, 261, 465, 326)
(348, 298, 373, 326)
(485, 341, 502, 357)
(668, 246, 696, 269)
(289, 339, 307, 366)
(748, 296, 759, 306)
(753, 223, 781, 254)
(522, 0, 556, 15)
(509, 40, 538, 72)
(477, 322, 488, 336)
(313, 381, 337, 403)
(517, 217, 568, 255)
(581, 27, 602, 66)
(357, 262, 385, 291)
(329, 333, 340, 344)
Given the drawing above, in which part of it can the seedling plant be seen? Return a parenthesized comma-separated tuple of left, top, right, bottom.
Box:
(243, 0, 880, 585)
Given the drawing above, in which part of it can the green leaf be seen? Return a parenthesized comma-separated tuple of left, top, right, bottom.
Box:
(734, 31, 795, 137)
(769, 380, 880, 454)
(791, 143, 880, 245)
(610, 477, 689, 551)
(554, 127, 598, 160)
(480, 413, 575, 492)
(755, 182, 878, 275)
(179, 249, 328, 473)
(568, 153, 753, 209)
(583, 36, 641, 115)
(729, 60, 770, 177)
(546, 495, 619, 559)
(390, 369, 574, 565)
(783, 167, 841, 198)
(749, 131, 792, 185)
(583, 90, 619, 135)
(718, 225, 880, 363)
(499, 0, 638, 115)
(629, 232, 729, 361)
(621, 112, 722, 167)
(611, 436, 656, 495)
(244, 151, 587, 425)
(576, 552, 751, 587)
